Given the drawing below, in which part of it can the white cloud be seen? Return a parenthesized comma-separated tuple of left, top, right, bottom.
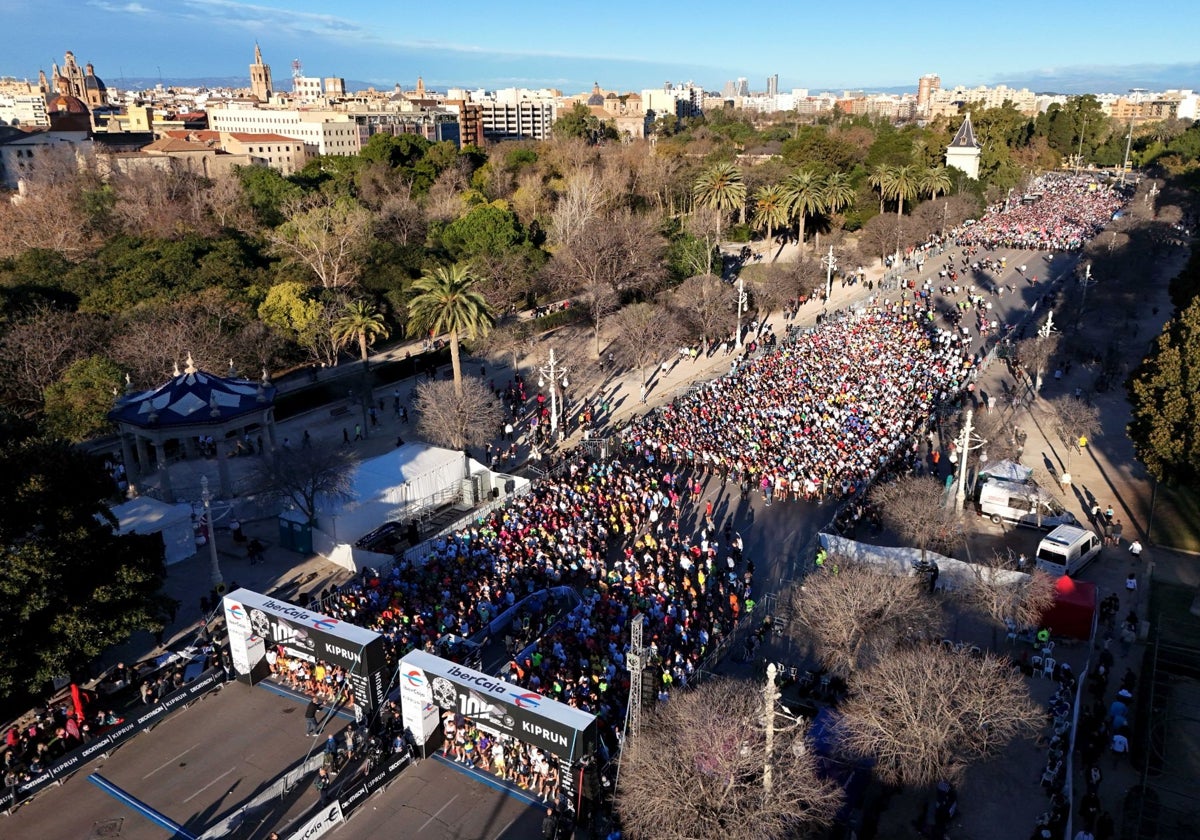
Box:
(88, 1, 152, 12)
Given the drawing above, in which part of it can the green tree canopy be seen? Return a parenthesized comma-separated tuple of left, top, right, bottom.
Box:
(42, 355, 123, 442)
(553, 102, 619, 143)
(439, 202, 527, 263)
(0, 414, 168, 710)
(1127, 297, 1200, 484)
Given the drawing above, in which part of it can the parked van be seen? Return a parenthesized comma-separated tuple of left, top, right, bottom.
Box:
(978, 478, 1077, 529)
(1036, 525, 1103, 577)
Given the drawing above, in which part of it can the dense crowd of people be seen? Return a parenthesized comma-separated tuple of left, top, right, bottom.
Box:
(626, 309, 968, 503)
(953, 173, 1128, 251)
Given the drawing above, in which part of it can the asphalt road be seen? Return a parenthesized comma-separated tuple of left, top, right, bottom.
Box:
(4, 242, 1071, 840)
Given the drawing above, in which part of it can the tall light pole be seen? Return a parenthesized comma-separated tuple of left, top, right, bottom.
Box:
(1077, 263, 1094, 329)
(537, 348, 569, 442)
(735, 274, 747, 349)
(1074, 113, 1088, 175)
(200, 475, 224, 588)
(954, 409, 988, 513)
(1121, 89, 1145, 185)
(821, 245, 837, 305)
(763, 662, 778, 793)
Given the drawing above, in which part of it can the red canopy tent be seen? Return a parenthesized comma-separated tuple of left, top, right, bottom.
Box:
(1041, 575, 1098, 640)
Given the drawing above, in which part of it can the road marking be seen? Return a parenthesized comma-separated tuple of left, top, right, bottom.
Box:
(142, 744, 200, 779)
(181, 767, 236, 802)
(418, 794, 459, 832)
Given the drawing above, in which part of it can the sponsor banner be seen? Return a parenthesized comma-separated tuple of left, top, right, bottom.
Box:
(0, 667, 224, 810)
(398, 667, 439, 745)
(336, 751, 410, 816)
(398, 650, 598, 762)
(288, 800, 344, 840)
(224, 590, 388, 711)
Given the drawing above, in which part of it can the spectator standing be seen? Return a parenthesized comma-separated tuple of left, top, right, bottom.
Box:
(304, 694, 322, 736)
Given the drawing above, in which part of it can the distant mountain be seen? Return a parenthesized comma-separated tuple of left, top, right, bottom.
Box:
(993, 62, 1200, 95)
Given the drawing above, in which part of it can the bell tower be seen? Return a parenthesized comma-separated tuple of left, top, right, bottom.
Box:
(249, 42, 273, 102)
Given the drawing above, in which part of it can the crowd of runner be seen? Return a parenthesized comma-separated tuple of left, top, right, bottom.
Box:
(625, 309, 969, 504)
(952, 173, 1128, 251)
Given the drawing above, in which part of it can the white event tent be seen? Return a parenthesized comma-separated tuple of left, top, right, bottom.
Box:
(310, 442, 490, 572)
(110, 496, 197, 566)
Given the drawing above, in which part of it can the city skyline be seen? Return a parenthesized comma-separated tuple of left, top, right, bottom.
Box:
(3, 0, 1200, 94)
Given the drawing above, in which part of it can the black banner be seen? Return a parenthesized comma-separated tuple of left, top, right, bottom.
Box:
(335, 750, 411, 816)
(0, 667, 225, 812)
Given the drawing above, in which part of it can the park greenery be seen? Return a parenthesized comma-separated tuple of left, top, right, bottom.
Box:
(0, 99, 1197, 448)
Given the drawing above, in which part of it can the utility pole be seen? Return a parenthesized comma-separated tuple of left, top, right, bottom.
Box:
(763, 662, 778, 793)
(821, 245, 837, 305)
(735, 274, 747, 348)
(200, 475, 224, 588)
(941, 201, 948, 238)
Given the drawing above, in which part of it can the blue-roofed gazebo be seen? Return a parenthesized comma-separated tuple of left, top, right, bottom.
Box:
(107, 354, 278, 502)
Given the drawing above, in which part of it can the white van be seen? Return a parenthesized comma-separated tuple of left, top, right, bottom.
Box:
(978, 478, 1077, 529)
(1036, 525, 1103, 577)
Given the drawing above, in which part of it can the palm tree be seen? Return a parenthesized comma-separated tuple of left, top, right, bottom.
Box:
(783, 169, 824, 250)
(751, 184, 789, 253)
(814, 171, 856, 252)
(868, 164, 893, 216)
(882, 164, 921, 219)
(920, 166, 953, 201)
(332, 299, 391, 364)
(693, 162, 746, 243)
(407, 263, 495, 397)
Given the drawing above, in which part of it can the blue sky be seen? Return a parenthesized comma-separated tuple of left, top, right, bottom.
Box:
(4, 0, 1199, 93)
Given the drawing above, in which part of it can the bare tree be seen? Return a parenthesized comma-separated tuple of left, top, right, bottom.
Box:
(839, 646, 1041, 786)
(547, 210, 667, 356)
(684, 207, 722, 277)
(963, 552, 1057, 636)
(1015, 333, 1061, 396)
(609, 301, 682, 385)
(970, 408, 1023, 465)
(246, 447, 357, 525)
(790, 564, 943, 676)
(269, 194, 373, 290)
(549, 168, 607, 246)
(870, 474, 964, 564)
(0, 145, 100, 258)
(375, 193, 427, 246)
(1047, 395, 1100, 471)
(109, 164, 212, 238)
(856, 213, 909, 266)
(617, 678, 843, 840)
(0, 305, 107, 409)
(414, 378, 504, 451)
(671, 274, 736, 349)
(424, 166, 468, 224)
(476, 321, 534, 374)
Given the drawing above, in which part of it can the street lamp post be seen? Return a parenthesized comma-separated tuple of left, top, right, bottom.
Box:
(954, 409, 988, 513)
(537, 348, 569, 443)
(200, 475, 224, 588)
(735, 275, 747, 349)
(820, 245, 837, 305)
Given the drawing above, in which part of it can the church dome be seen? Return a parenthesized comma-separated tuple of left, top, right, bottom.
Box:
(586, 81, 605, 107)
(47, 93, 89, 114)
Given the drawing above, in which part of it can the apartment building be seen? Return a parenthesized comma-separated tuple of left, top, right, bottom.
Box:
(207, 104, 362, 156)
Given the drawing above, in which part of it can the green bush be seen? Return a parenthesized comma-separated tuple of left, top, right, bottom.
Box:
(727, 224, 752, 243)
